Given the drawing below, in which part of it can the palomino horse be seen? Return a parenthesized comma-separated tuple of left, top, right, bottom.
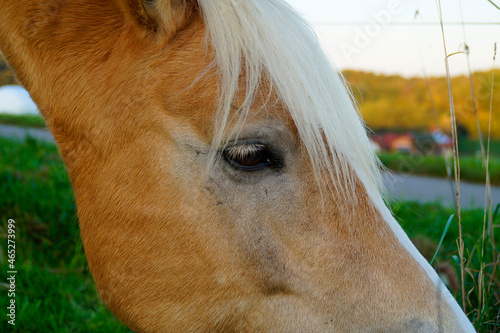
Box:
(0, 0, 475, 332)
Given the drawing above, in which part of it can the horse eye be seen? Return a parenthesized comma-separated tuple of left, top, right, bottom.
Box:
(223, 144, 275, 171)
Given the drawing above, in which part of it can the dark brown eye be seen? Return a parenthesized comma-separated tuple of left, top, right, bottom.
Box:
(223, 143, 277, 171)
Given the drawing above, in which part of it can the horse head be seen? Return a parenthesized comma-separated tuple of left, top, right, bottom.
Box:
(0, 0, 474, 331)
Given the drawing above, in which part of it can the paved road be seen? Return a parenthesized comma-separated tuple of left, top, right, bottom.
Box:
(0, 123, 54, 142)
(383, 173, 500, 209)
(1, 124, 498, 208)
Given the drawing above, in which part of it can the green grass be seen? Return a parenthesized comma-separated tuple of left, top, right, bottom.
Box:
(391, 201, 500, 331)
(379, 152, 500, 185)
(0, 137, 130, 333)
(0, 113, 46, 129)
(458, 138, 500, 158)
(0, 137, 498, 331)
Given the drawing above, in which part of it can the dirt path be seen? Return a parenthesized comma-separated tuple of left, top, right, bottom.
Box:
(1, 123, 498, 209)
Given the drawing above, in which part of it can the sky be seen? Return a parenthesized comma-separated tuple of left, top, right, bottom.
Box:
(284, 0, 500, 77)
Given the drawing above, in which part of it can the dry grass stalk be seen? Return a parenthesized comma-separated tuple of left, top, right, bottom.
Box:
(435, 0, 466, 311)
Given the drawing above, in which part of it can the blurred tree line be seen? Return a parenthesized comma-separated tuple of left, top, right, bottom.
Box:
(0, 59, 17, 85)
(344, 70, 500, 139)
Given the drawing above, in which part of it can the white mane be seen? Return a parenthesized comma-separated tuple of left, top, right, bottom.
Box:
(196, 2, 475, 329)
(197, 0, 384, 202)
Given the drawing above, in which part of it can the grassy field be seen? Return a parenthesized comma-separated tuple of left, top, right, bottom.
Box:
(0, 137, 498, 332)
(0, 114, 46, 129)
(458, 138, 500, 158)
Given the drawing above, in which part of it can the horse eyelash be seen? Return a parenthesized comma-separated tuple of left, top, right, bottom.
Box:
(224, 143, 266, 160)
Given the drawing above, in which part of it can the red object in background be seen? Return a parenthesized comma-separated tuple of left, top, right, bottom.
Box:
(371, 132, 415, 153)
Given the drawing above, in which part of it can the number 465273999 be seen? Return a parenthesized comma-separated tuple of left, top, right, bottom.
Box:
(7, 219, 15, 270)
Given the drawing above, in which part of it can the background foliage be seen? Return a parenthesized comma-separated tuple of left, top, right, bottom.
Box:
(344, 70, 500, 138)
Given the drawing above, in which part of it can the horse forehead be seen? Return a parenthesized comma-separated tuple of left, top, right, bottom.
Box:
(156, 54, 294, 140)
